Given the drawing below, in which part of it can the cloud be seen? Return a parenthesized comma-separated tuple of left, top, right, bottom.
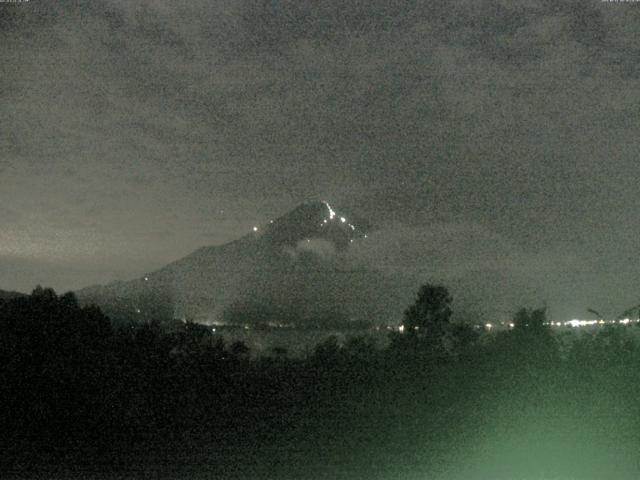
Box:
(283, 238, 337, 260)
(1, 0, 640, 319)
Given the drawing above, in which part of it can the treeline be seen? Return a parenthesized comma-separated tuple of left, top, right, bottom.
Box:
(3, 286, 640, 479)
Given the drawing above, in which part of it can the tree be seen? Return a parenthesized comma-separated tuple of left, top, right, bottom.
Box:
(271, 346, 288, 360)
(390, 284, 453, 360)
(513, 307, 547, 331)
(449, 322, 480, 355)
(230, 340, 250, 358)
(403, 284, 452, 338)
(313, 335, 342, 362)
(501, 306, 559, 370)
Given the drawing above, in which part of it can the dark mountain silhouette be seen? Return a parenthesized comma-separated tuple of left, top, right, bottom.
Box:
(76, 201, 398, 328)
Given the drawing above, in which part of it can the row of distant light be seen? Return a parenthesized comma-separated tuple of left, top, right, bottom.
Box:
(481, 318, 640, 330)
(560, 318, 639, 328)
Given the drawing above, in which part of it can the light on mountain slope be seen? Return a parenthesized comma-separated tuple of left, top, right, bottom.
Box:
(323, 201, 337, 220)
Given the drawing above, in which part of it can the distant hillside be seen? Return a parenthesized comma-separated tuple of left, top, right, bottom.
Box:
(76, 201, 408, 327)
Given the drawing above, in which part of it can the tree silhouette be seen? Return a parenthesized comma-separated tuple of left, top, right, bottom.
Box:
(403, 284, 452, 338)
(312, 335, 343, 364)
(271, 346, 288, 360)
(513, 307, 547, 331)
(389, 284, 454, 361)
(498, 306, 559, 370)
(230, 340, 250, 358)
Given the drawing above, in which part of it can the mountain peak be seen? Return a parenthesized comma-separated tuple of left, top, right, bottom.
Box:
(260, 200, 370, 249)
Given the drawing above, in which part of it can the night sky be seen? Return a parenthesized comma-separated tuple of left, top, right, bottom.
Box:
(2, 1, 640, 321)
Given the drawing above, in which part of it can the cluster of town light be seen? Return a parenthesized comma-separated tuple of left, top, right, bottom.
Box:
(561, 318, 639, 328)
(396, 318, 640, 333)
(490, 319, 640, 329)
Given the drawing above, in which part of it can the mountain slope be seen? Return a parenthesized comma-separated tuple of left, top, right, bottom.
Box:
(76, 201, 391, 326)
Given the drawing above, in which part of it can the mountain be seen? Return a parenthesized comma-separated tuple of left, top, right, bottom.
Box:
(76, 201, 399, 327)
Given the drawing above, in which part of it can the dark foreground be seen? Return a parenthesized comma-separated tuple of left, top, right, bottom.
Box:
(2, 289, 640, 479)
